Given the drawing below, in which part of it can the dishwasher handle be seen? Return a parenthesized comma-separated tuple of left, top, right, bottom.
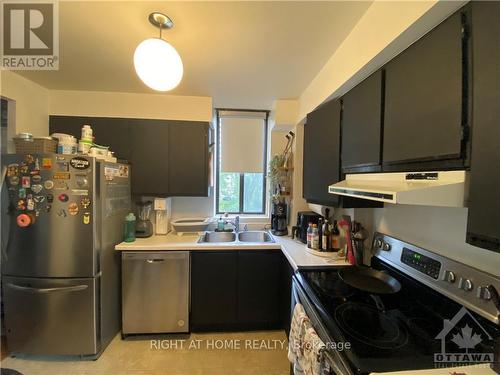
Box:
(122, 252, 189, 261)
(146, 259, 165, 263)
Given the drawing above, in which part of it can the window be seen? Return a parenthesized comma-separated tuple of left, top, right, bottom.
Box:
(216, 109, 269, 214)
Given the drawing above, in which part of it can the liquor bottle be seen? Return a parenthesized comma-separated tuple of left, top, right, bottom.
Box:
(322, 220, 331, 251)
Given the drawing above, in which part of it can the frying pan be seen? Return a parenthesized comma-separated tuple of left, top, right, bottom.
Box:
(339, 266, 401, 294)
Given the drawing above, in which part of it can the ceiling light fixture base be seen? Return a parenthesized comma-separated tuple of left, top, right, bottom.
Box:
(148, 12, 174, 30)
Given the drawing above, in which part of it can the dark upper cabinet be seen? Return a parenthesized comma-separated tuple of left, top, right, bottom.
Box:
(190, 251, 238, 331)
(92, 119, 133, 162)
(237, 251, 282, 327)
(168, 122, 208, 196)
(383, 11, 466, 170)
(49, 116, 209, 197)
(303, 100, 341, 206)
(129, 120, 169, 196)
(466, 2, 500, 252)
(341, 70, 383, 172)
(50, 116, 133, 161)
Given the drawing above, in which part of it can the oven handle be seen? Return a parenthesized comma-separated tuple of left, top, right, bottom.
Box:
(292, 281, 300, 304)
(292, 278, 354, 375)
(7, 283, 88, 294)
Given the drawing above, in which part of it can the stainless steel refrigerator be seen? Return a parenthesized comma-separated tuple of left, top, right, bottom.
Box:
(1, 154, 130, 357)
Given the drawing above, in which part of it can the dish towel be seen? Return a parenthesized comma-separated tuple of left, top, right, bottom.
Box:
(288, 303, 308, 374)
(300, 324, 329, 375)
(288, 303, 330, 375)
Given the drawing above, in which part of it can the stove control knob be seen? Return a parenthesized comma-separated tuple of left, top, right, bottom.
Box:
(382, 242, 391, 251)
(442, 271, 456, 284)
(459, 278, 474, 291)
(477, 286, 492, 300)
(374, 239, 382, 248)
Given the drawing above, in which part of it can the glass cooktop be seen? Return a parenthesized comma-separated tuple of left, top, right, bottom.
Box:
(297, 262, 498, 374)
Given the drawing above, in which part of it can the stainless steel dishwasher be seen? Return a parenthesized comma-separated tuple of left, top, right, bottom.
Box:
(122, 252, 189, 335)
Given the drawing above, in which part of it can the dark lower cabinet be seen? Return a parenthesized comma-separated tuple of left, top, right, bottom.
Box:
(237, 251, 283, 328)
(190, 251, 238, 331)
(281, 258, 294, 337)
(190, 249, 291, 332)
(466, 1, 500, 252)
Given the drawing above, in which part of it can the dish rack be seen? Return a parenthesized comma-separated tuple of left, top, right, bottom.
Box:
(171, 218, 213, 236)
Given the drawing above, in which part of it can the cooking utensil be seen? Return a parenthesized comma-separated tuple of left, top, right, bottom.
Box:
(339, 266, 402, 294)
(352, 222, 368, 266)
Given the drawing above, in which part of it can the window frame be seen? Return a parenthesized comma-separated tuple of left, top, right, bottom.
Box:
(215, 108, 269, 215)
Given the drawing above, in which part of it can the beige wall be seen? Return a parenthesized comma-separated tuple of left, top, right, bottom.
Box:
(0, 71, 49, 137)
(298, 0, 466, 121)
(273, 99, 298, 131)
(49, 90, 212, 122)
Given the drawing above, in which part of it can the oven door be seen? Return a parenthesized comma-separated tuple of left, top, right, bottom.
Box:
(291, 276, 354, 375)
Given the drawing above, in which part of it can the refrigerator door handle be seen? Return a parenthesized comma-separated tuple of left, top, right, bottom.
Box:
(6, 283, 88, 294)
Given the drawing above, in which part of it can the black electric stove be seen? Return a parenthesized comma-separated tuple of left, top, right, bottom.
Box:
(293, 233, 500, 374)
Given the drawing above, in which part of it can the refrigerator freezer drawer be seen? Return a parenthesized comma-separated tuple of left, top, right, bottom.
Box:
(2, 276, 99, 356)
(122, 251, 189, 334)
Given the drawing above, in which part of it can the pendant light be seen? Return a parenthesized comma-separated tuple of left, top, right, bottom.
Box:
(134, 12, 183, 92)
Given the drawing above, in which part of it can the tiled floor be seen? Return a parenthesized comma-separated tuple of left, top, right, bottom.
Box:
(1, 331, 290, 375)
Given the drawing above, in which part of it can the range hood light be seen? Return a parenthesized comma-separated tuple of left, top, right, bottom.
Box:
(328, 171, 468, 207)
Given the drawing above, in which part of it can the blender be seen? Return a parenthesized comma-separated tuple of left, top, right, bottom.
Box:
(135, 201, 153, 238)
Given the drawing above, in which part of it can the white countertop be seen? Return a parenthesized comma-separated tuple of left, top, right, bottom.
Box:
(371, 364, 497, 375)
(115, 232, 350, 270)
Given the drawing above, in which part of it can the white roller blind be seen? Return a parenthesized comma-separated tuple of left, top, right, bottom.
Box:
(220, 113, 266, 173)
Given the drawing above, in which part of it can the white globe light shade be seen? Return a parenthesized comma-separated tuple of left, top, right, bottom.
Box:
(134, 38, 183, 91)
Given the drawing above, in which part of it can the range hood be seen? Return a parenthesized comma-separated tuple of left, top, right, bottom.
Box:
(328, 171, 468, 207)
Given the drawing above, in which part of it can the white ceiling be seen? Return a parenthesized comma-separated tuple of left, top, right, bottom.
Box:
(19, 1, 372, 108)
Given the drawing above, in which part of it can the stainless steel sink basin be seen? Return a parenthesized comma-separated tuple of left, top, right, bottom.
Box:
(238, 231, 274, 243)
(198, 231, 236, 243)
(197, 230, 275, 244)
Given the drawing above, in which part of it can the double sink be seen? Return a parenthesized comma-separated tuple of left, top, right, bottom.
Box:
(198, 230, 275, 244)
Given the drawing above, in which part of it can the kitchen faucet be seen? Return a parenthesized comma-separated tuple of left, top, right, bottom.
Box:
(224, 213, 240, 232)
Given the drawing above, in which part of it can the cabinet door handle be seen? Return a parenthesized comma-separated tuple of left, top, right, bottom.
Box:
(146, 259, 165, 263)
